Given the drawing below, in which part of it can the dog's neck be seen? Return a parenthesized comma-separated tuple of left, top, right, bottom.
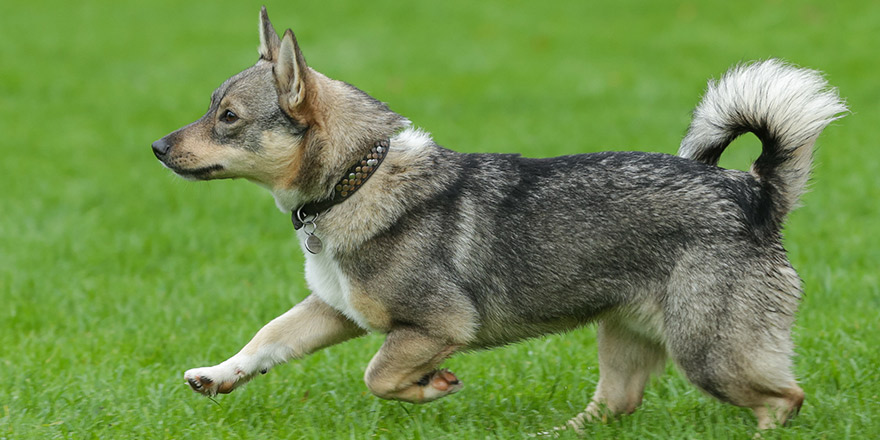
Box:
(269, 127, 436, 253)
(290, 139, 390, 229)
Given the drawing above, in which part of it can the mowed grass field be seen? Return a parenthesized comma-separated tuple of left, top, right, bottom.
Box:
(2, 1, 878, 438)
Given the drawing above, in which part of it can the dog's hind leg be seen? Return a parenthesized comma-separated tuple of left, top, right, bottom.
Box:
(364, 326, 462, 403)
(567, 318, 666, 431)
(184, 294, 365, 396)
(671, 329, 804, 430)
(666, 262, 804, 429)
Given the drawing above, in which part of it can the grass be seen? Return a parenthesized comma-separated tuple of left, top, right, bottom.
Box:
(1, 0, 878, 438)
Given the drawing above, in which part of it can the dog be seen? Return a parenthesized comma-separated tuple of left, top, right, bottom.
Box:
(151, 7, 846, 431)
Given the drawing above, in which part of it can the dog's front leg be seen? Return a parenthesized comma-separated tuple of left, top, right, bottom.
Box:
(184, 294, 366, 396)
(363, 326, 462, 403)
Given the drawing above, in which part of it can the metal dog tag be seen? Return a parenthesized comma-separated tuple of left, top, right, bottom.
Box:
(305, 234, 324, 254)
(296, 207, 324, 254)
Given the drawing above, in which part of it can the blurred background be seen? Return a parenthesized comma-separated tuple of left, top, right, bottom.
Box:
(1, 1, 877, 438)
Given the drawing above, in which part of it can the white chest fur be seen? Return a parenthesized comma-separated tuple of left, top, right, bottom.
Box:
(301, 241, 374, 331)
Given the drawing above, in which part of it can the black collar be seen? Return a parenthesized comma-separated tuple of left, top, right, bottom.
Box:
(291, 139, 390, 229)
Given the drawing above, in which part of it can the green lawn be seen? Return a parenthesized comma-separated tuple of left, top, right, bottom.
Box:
(2, 1, 878, 438)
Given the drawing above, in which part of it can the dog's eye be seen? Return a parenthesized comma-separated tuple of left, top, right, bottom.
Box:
(220, 109, 239, 124)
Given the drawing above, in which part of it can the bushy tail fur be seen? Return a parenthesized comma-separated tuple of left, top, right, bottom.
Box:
(678, 59, 847, 224)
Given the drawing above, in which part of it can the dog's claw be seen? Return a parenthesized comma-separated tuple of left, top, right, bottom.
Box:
(186, 375, 217, 393)
(187, 378, 202, 389)
(416, 375, 430, 386)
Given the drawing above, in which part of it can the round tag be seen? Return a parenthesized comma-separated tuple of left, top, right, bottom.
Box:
(305, 235, 324, 254)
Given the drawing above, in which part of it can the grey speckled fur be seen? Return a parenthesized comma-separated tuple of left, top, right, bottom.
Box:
(153, 8, 847, 431)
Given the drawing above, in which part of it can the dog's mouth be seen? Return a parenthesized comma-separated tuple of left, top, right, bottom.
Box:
(167, 163, 225, 180)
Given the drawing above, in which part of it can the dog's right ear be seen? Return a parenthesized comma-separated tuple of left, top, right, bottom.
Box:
(274, 28, 310, 114)
(258, 6, 281, 61)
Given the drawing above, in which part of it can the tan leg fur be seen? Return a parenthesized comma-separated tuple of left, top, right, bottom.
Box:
(184, 294, 365, 396)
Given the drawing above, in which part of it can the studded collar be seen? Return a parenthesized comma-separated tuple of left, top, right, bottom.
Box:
(291, 139, 390, 230)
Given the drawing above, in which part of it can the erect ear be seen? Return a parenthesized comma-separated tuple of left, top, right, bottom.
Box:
(258, 6, 281, 61)
(274, 28, 310, 113)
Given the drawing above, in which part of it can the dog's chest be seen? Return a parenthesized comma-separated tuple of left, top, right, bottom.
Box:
(303, 250, 376, 331)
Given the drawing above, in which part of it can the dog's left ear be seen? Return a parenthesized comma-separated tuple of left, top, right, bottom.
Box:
(258, 6, 281, 61)
(274, 29, 310, 113)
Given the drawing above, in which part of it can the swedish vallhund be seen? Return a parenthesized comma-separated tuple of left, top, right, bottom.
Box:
(152, 7, 846, 432)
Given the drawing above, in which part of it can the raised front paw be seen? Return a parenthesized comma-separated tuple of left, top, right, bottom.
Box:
(184, 364, 255, 397)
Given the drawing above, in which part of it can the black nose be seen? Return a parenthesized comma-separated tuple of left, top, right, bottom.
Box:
(152, 137, 171, 158)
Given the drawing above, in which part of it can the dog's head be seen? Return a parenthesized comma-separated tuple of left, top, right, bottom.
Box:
(152, 7, 407, 205)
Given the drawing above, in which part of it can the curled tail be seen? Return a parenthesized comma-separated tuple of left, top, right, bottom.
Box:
(678, 59, 847, 224)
